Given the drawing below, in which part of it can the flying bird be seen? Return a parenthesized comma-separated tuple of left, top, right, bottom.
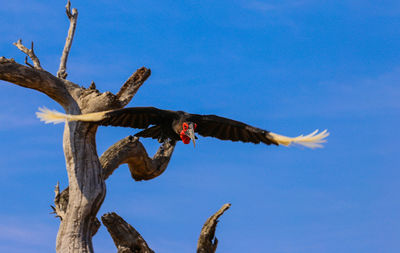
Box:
(36, 107, 329, 148)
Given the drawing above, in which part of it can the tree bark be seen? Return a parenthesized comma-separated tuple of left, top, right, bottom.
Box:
(56, 119, 106, 252)
(53, 136, 176, 220)
(101, 136, 176, 181)
(197, 204, 231, 253)
(101, 212, 154, 253)
(0, 57, 75, 107)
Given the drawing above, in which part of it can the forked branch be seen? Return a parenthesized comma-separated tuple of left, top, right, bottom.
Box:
(102, 212, 154, 253)
(57, 0, 78, 79)
(117, 67, 151, 107)
(197, 203, 231, 253)
(13, 40, 42, 70)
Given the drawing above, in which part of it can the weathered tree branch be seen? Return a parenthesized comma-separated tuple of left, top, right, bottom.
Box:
(197, 203, 231, 253)
(24, 56, 34, 68)
(12, 39, 42, 70)
(57, 0, 78, 79)
(116, 67, 151, 107)
(101, 136, 176, 181)
(0, 57, 76, 107)
(102, 212, 154, 253)
(54, 137, 175, 220)
(89, 81, 96, 90)
(51, 182, 68, 220)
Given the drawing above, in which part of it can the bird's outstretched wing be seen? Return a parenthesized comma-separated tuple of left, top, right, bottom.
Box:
(37, 107, 178, 129)
(188, 114, 278, 145)
(188, 114, 329, 148)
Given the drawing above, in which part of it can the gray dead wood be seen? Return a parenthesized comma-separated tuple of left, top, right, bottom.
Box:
(102, 136, 176, 181)
(52, 136, 176, 221)
(0, 57, 76, 106)
(13, 39, 42, 70)
(197, 203, 231, 253)
(102, 212, 154, 253)
(116, 67, 151, 107)
(57, 0, 78, 79)
(51, 182, 68, 220)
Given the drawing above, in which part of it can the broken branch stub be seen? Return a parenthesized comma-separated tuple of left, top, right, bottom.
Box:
(102, 212, 154, 253)
(197, 203, 231, 253)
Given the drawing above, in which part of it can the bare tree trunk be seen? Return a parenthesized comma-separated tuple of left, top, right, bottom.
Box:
(56, 120, 106, 252)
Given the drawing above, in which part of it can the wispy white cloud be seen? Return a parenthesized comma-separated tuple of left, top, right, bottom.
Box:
(245, 0, 400, 16)
(0, 113, 39, 130)
(263, 66, 400, 120)
(315, 67, 400, 115)
(0, 219, 55, 251)
(0, 1, 55, 15)
(244, 0, 314, 13)
(345, 0, 400, 16)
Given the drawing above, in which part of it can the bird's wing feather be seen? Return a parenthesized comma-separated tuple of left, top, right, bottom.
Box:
(188, 114, 278, 145)
(99, 107, 178, 129)
(135, 125, 163, 139)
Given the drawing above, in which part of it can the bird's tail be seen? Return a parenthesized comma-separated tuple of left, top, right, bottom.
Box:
(269, 129, 329, 148)
(36, 107, 70, 124)
(36, 107, 107, 124)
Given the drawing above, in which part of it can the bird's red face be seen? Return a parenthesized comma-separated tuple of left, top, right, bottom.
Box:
(180, 122, 197, 146)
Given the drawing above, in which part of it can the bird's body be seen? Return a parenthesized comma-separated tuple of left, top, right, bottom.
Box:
(37, 106, 329, 148)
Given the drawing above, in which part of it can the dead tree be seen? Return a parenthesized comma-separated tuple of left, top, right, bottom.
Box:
(0, 1, 230, 253)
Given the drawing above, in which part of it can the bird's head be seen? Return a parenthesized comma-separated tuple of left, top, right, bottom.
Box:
(180, 122, 197, 146)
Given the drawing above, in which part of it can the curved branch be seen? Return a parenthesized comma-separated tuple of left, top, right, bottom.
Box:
(102, 212, 154, 253)
(101, 136, 176, 181)
(57, 0, 78, 79)
(53, 137, 176, 217)
(0, 57, 75, 107)
(116, 67, 151, 107)
(197, 203, 231, 253)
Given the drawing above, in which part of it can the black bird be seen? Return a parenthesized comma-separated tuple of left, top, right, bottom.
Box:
(37, 107, 329, 148)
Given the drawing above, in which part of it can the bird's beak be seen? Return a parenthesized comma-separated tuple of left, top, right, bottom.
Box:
(187, 123, 196, 147)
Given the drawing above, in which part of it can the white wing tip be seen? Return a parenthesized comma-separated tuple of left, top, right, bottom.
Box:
(269, 129, 330, 149)
(36, 107, 67, 124)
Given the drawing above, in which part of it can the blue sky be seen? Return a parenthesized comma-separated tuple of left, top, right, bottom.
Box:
(0, 0, 399, 252)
